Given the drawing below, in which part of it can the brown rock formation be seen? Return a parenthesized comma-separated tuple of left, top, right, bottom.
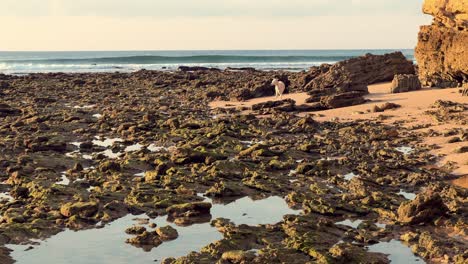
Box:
(415, 0, 468, 87)
(305, 52, 415, 92)
(390, 74, 422, 93)
(397, 191, 448, 225)
(304, 52, 414, 109)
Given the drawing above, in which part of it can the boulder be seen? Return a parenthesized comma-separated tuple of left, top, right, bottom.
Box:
(251, 99, 296, 111)
(98, 161, 121, 173)
(126, 231, 162, 247)
(390, 74, 422, 93)
(0, 103, 21, 117)
(166, 202, 212, 218)
(221, 250, 256, 263)
(372, 102, 401, 113)
(397, 191, 448, 224)
(178, 66, 220, 72)
(305, 82, 368, 109)
(60, 202, 99, 218)
(125, 226, 147, 235)
(305, 52, 415, 92)
(415, 0, 468, 87)
(155, 225, 179, 241)
(319, 92, 366, 109)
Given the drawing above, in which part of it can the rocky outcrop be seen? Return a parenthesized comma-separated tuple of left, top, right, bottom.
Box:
(60, 202, 99, 218)
(305, 52, 415, 92)
(319, 91, 367, 109)
(397, 191, 448, 224)
(390, 74, 422, 93)
(251, 99, 296, 112)
(0, 103, 20, 117)
(304, 52, 414, 109)
(415, 0, 468, 88)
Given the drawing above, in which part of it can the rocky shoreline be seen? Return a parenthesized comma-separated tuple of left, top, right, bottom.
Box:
(0, 61, 466, 264)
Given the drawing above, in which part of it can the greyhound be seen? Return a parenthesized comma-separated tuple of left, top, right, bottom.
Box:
(272, 78, 286, 99)
(462, 84, 468, 96)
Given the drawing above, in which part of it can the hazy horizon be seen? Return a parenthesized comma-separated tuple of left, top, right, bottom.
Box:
(1, 0, 431, 51)
(1, 48, 415, 52)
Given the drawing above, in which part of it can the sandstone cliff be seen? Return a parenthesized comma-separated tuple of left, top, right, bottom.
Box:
(415, 0, 468, 87)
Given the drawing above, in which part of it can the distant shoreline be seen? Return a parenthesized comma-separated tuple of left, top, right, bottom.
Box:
(0, 49, 415, 74)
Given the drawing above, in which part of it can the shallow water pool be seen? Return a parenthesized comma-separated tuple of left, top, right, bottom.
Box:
(8, 196, 300, 264)
(368, 239, 424, 263)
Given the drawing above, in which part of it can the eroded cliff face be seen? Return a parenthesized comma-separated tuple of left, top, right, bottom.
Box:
(415, 0, 468, 88)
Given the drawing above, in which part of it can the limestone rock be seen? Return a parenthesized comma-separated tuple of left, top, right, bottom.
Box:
(155, 225, 179, 241)
(0, 103, 20, 117)
(397, 191, 448, 224)
(305, 52, 415, 92)
(319, 91, 366, 109)
(372, 102, 401, 113)
(415, 0, 468, 87)
(60, 202, 99, 218)
(125, 226, 147, 235)
(166, 202, 212, 218)
(251, 99, 296, 112)
(390, 74, 422, 93)
(126, 231, 162, 247)
(221, 250, 256, 263)
(305, 82, 368, 109)
(423, 0, 468, 30)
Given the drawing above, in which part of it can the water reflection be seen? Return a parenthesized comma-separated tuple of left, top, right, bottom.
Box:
(8, 196, 300, 264)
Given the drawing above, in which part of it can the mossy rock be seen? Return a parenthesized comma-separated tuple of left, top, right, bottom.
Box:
(156, 225, 179, 241)
(60, 201, 98, 218)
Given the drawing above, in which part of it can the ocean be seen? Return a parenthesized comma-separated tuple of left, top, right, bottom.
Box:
(0, 49, 414, 74)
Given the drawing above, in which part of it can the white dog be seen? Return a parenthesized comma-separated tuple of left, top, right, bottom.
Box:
(271, 78, 286, 99)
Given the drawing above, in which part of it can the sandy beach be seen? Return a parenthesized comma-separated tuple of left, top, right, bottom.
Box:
(211, 83, 468, 185)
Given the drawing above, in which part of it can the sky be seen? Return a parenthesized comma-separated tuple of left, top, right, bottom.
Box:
(1, 0, 432, 51)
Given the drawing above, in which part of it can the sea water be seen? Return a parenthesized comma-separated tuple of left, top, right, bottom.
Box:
(0, 49, 414, 74)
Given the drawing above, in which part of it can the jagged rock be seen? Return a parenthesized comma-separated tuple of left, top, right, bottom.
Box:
(251, 99, 296, 111)
(305, 52, 414, 92)
(319, 91, 366, 109)
(329, 243, 389, 264)
(221, 250, 256, 263)
(206, 181, 242, 197)
(125, 226, 147, 235)
(415, 0, 468, 87)
(60, 202, 99, 218)
(372, 102, 401, 113)
(98, 161, 121, 173)
(397, 191, 448, 224)
(178, 66, 221, 72)
(390, 74, 422, 93)
(0, 81, 10, 89)
(423, 0, 467, 30)
(305, 82, 368, 109)
(126, 231, 162, 247)
(166, 202, 212, 218)
(155, 225, 179, 241)
(0, 103, 21, 117)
